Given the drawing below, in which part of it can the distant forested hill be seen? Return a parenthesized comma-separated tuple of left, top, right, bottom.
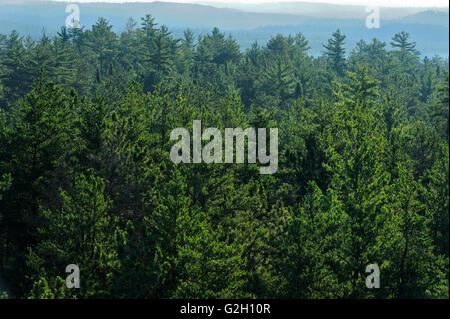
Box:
(199, 0, 447, 20)
(0, 1, 448, 56)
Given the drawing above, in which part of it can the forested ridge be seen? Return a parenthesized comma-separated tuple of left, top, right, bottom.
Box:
(0, 15, 448, 299)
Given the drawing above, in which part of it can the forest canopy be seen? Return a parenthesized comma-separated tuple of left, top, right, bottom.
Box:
(0, 15, 448, 299)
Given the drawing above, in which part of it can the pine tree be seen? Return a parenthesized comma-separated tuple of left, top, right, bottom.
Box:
(28, 174, 117, 298)
(323, 29, 347, 76)
(0, 73, 72, 295)
(0, 31, 35, 105)
(390, 31, 418, 55)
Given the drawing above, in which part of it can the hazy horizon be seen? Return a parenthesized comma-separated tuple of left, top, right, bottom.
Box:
(16, 0, 450, 9)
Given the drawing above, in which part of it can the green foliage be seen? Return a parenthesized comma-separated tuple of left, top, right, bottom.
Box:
(431, 71, 449, 140)
(28, 277, 70, 299)
(0, 18, 448, 299)
(27, 174, 117, 298)
(323, 29, 347, 76)
(391, 31, 418, 55)
(0, 290, 8, 299)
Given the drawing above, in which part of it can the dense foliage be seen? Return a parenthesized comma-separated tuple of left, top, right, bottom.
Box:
(0, 16, 448, 299)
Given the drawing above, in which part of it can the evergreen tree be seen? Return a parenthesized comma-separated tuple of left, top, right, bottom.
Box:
(323, 29, 347, 76)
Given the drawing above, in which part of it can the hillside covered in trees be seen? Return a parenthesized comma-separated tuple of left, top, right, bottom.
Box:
(0, 15, 448, 299)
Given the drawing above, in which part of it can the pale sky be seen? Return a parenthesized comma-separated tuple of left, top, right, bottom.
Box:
(51, 0, 449, 8)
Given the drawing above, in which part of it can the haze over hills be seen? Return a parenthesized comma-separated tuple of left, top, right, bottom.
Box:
(198, 1, 449, 20)
(0, 0, 448, 56)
